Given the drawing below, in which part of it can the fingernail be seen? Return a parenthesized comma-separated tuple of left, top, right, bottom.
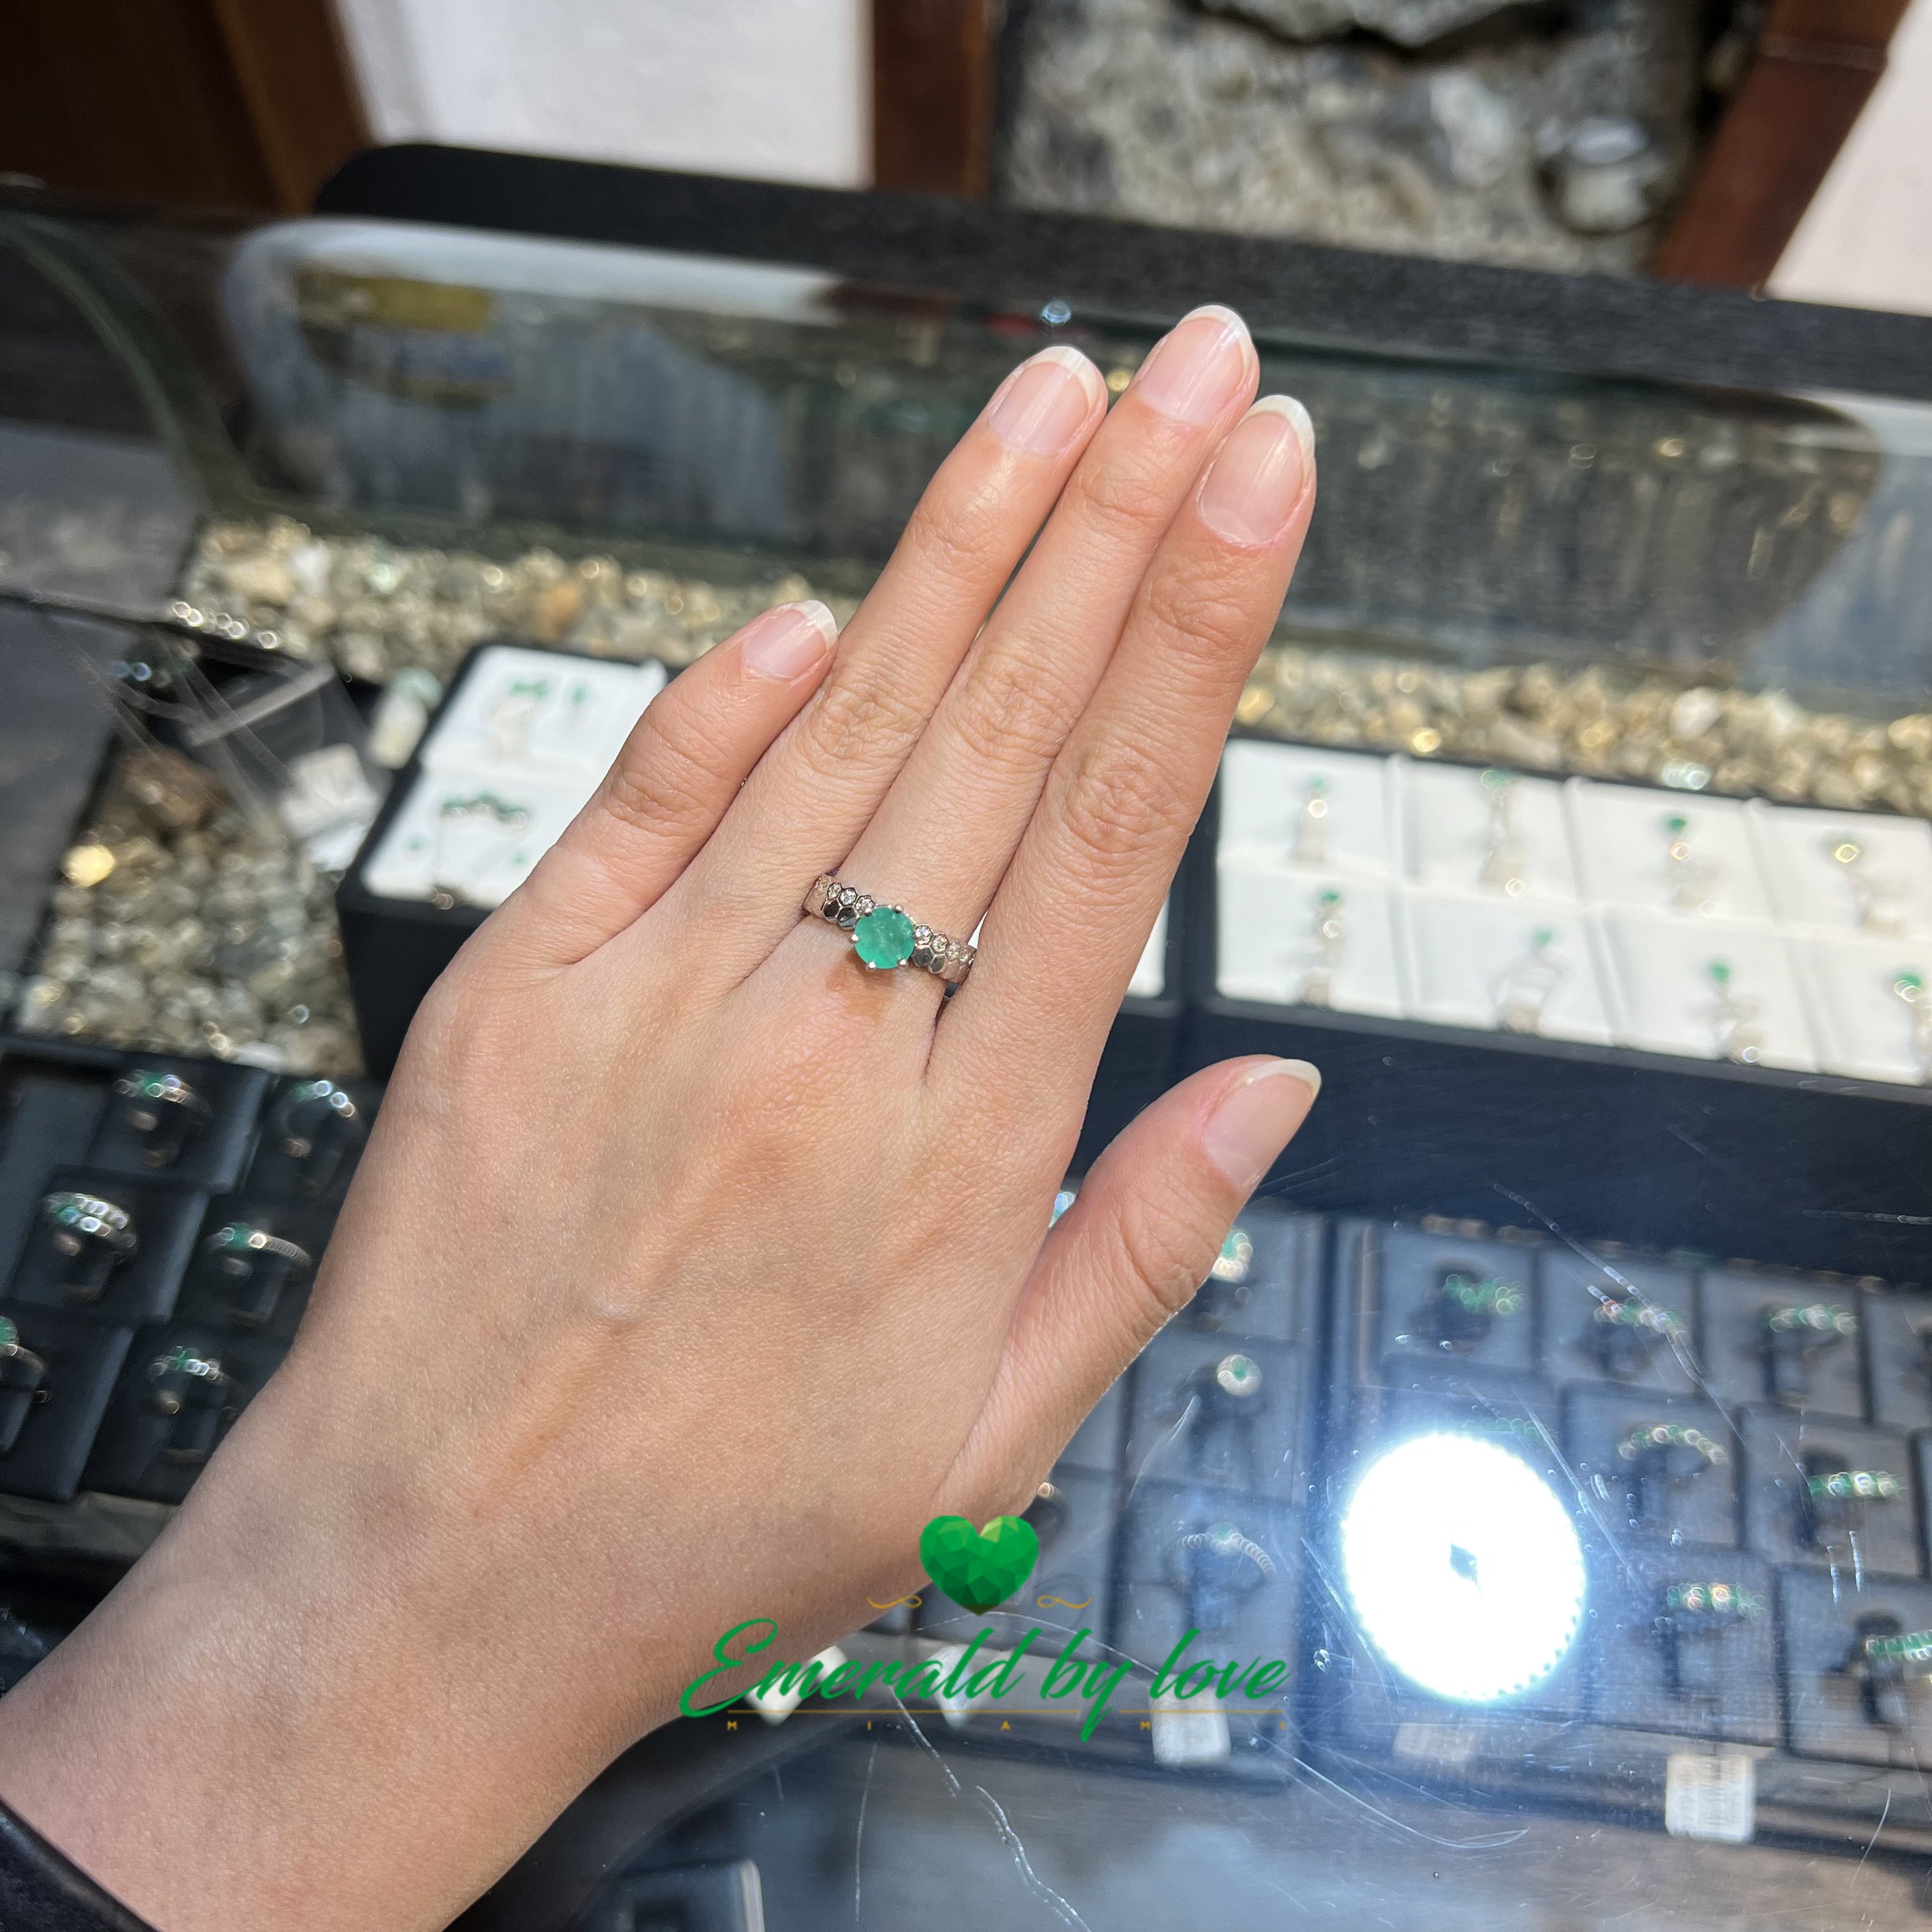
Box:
(986, 345, 1106, 455)
(1130, 305, 1254, 426)
(1195, 395, 1315, 548)
(1202, 1059, 1320, 1192)
(740, 600, 839, 681)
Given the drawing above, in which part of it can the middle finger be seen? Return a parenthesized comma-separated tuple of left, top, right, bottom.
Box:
(828, 307, 1257, 977)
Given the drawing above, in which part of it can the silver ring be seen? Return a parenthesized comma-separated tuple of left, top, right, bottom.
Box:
(0, 1316, 47, 1385)
(40, 1191, 138, 1257)
(276, 1080, 362, 1158)
(804, 874, 976, 985)
(114, 1069, 210, 1128)
(206, 1224, 313, 1273)
(148, 1346, 230, 1416)
(1176, 1522, 1275, 1580)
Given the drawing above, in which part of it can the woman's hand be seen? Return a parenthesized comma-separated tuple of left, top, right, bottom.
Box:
(0, 307, 1318, 1932)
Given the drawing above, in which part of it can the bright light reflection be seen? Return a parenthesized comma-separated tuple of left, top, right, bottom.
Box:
(1341, 1432, 1585, 1703)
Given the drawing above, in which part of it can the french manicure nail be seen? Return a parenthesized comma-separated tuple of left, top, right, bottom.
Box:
(740, 599, 839, 681)
(1195, 395, 1315, 548)
(1202, 1059, 1321, 1192)
(986, 345, 1107, 455)
(1131, 304, 1254, 426)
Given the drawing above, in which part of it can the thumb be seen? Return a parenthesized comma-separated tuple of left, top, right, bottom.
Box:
(958, 1057, 1321, 1508)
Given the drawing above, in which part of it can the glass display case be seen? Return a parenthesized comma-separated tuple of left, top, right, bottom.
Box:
(4, 154, 1932, 1931)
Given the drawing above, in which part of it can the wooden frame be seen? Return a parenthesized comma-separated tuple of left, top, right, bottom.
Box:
(0, 0, 369, 215)
(871, 0, 1000, 197)
(1653, 0, 1911, 288)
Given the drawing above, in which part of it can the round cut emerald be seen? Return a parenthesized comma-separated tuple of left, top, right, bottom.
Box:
(853, 905, 916, 970)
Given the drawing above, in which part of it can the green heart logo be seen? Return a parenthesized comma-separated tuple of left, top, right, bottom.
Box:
(919, 1514, 1040, 1613)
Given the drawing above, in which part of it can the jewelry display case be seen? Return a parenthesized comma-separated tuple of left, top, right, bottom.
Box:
(5, 153, 1932, 1930)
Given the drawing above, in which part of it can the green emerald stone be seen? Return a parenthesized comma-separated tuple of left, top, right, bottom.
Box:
(852, 905, 916, 970)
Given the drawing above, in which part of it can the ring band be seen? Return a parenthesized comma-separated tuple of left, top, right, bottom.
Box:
(804, 875, 976, 986)
(206, 1225, 314, 1273)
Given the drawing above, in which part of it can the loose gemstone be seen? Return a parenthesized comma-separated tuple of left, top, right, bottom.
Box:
(853, 905, 916, 970)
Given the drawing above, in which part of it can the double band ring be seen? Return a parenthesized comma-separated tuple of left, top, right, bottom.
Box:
(804, 875, 976, 986)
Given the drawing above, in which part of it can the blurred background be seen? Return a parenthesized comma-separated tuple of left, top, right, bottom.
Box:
(1, 0, 1926, 312)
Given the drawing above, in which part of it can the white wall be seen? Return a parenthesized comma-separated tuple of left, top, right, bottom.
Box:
(333, 0, 871, 189)
(1770, 0, 1932, 317)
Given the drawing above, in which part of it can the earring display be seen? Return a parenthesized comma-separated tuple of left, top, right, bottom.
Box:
(1216, 866, 1404, 1018)
(1752, 803, 1932, 939)
(1215, 740, 1932, 1084)
(418, 647, 667, 780)
(1800, 936, 1932, 1086)
(1571, 785, 1771, 922)
(1216, 740, 1397, 878)
(362, 645, 670, 910)
(1596, 914, 1816, 1070)
(1404, 762, 1577, 901)
(1293, 776, 1330, 866)
(1702, 959, 1766, 1064)
(1402, 896, 1613, 1044)
(362, 770, 586, 910)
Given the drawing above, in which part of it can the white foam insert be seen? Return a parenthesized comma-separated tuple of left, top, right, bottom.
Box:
(1750, 802, 1932, 937)
(1216, 740, 1399, 877)
(421, 645, 666, 779)
(1216, 862, 1405, 1018)
(1598, 912, 1818, 1070)
(1402, 763, 1579, 901)
(1801, 934, 1932, 1085)
(360, 762, 597, 908)
(1128, 903, 1168, 1000)
(1571, 783, 1772, 921)
(1403, 894, 1614, 1045)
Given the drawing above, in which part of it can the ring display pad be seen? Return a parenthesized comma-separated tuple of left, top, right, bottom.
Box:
(359, 647, 669, 910)
(1211, 737, 1932, 1084)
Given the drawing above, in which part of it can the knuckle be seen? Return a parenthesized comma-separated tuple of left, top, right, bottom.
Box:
(946, 646, 1082, 776)
(798, 670, 928, 778)
(901, 479, 1006, 584)
(597, 714, 716, 840)
(1054, 734, 1188, 878)
(1112, 1192, 1219, 1333)
(1066, 452, 1180, 544)
(1139, 562, 1264, 663)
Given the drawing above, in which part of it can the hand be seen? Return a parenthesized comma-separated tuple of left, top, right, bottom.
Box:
(0, 306, 1319, 1932)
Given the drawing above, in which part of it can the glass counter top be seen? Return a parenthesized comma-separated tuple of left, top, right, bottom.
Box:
(5, 166, 1932, 1932)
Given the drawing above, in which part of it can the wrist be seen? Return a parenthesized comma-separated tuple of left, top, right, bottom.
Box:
(0, 1366, 645, 1932)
